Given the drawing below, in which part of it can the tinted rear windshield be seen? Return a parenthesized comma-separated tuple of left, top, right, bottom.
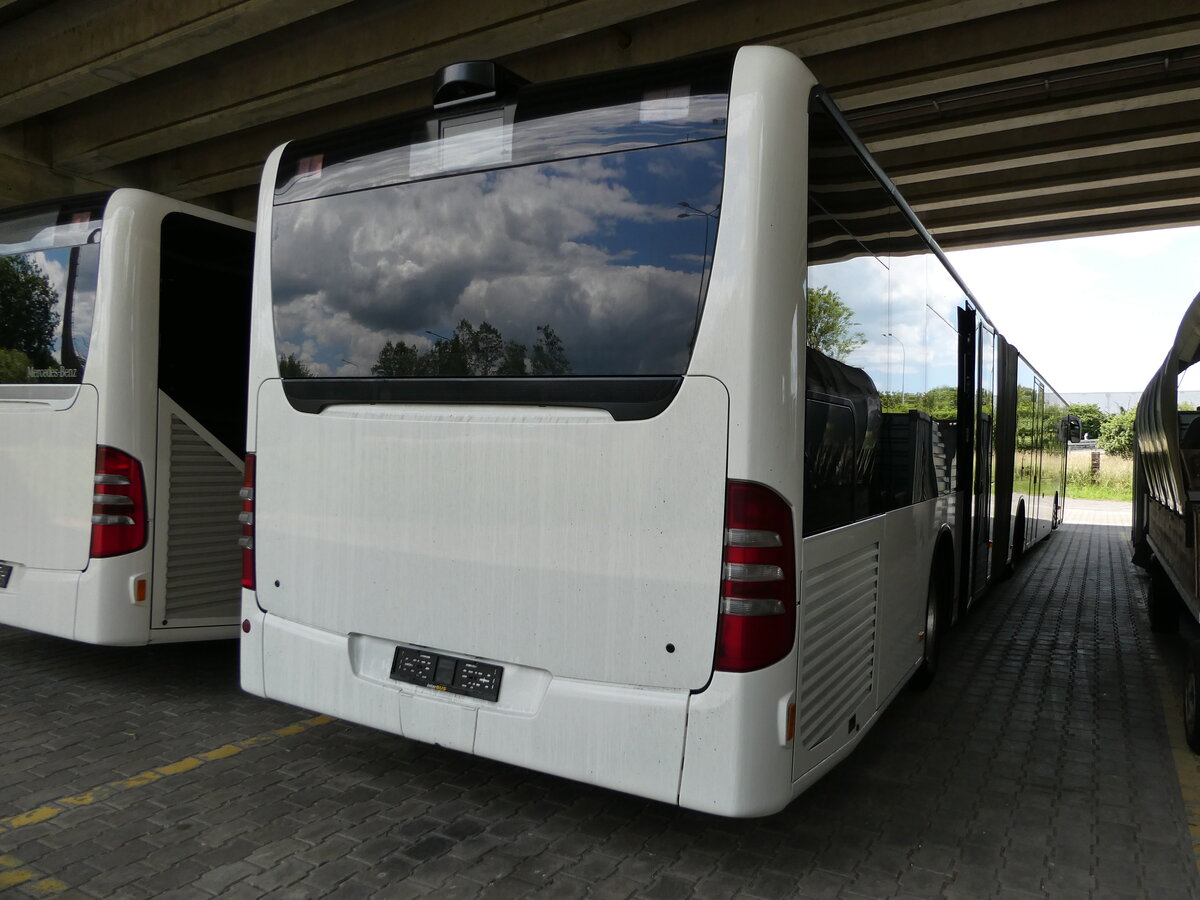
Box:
(0, 194, 108, 385)
(270, 58, 730, 379)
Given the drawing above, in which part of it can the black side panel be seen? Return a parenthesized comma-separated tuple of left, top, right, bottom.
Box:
(956, 306, 976, 610)
(280, 376, 683, 422)
(158, 214, 254, 457)
(991, 336, 1018, 581)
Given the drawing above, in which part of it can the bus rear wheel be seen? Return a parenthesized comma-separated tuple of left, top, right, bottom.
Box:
(1185, 646, 1200, 753)
(909, 576, 940, 691)
(1148, 558, 1181, 634)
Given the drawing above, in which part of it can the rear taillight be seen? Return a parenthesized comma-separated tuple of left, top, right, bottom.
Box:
(715, 480, 797, 672)
(90, 446, 147, 558)
(239, 454, 255, 590)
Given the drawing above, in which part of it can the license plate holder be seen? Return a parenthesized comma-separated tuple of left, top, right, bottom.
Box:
(389, 647, 503, 702)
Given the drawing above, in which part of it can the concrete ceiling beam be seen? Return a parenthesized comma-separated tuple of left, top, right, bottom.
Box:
(878, 98, 1200, 182)
(143, 83, 429, 201)
(810, 0, 1200, 107)
(0, 152, 118, 207)
(923, 177, 1200, 236)
(905, 150, 1200, 211)
(936, 205, 1200, 250)
(48, 0, 698, 175)
(47, 0, 1061, 176)
(0, 0, 357, 128)
(862, 80, 1200, 153)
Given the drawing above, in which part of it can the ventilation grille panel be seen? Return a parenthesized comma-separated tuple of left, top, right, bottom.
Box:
(164, 415, 241, 621)
(798, 543, 879, 750)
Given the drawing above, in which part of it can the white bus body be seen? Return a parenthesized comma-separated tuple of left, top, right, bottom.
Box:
(241, 47, 1068, 815)
(0, 189, 254, 645)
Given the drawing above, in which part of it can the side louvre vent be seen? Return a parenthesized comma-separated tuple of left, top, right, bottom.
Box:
(164, 414, 242, 621)
(797, 543, 878, 750)
(932, 421, 951, 495)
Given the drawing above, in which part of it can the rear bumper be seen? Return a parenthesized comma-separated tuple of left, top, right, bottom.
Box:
(249, 611, 692, 806)
(0, 564, 80, 641)
(0, 554, 165, 645)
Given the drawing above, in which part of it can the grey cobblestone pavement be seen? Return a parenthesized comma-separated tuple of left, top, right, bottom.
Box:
(1, 500, 1198, 898)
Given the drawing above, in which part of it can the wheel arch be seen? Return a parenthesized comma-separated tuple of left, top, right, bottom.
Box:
(1012, 499, 1027, 562)
(932, 525, 957, 626)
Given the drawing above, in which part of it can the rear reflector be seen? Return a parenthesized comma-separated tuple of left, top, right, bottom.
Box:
(715, 480, 796, 672)
(90, 446, 147, 558)
(239, 454, 256, 590)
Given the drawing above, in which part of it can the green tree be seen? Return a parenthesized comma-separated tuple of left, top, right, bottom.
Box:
(497, 340, 528, 376)
(278, 353, 314, 377)
(921, 385, 959, 419)
(1097, 408, 1136, 458)
(371, 320, 572, 377)
(370, 342, 419, 377)
(0, 348, 31, 383)
(806, 286, 864, 361)
(456, 320, 506, 375)
(0, 255, 59, 366)
(1067, 403, 1109, 439)
(530, 325, 571, 376)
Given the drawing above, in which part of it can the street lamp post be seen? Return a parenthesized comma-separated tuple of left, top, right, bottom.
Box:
(882, 332, 906, 407)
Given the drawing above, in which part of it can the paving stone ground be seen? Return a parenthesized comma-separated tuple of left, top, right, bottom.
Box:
(1, 499, 1197, 898)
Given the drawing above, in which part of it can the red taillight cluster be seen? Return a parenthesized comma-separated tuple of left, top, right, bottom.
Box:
(715, 480, 797, 672)
(239, 454, 255, 590)
(90, 446, 147, 558)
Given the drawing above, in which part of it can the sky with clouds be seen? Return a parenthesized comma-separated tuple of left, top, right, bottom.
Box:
(272, 140, 723, 377)
(947, 225, 1200, 395)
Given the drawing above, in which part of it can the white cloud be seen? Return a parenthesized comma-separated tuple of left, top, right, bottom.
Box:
(270, 142, 720, 376)
(948, 225, 1200, 394)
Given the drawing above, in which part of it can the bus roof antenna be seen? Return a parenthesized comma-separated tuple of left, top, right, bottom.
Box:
(433, 61, 528, 109)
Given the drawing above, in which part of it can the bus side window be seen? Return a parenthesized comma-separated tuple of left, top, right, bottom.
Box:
(879, 410, 939, 509)
(803, 348, 882, 537)
(804, 397, 857, 535)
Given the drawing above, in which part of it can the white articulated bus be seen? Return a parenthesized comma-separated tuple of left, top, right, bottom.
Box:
(241, 47, 1072, 815)
(0, 189, 254, 645)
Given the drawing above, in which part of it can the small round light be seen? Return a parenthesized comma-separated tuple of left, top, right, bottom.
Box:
(241, 619, 251, 634)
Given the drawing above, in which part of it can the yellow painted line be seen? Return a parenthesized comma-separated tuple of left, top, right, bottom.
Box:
(0, 852, 70, 894)
(6, 808, 57, 828)
(1, 846, 70, 895)
(155, 757, 203, 776)
(111, 771, 161, 790)
(0, 713, 335, 836)
(0, 861, 66, 894)
(25, 876, 70, 895)
(197, 744, 240, 761)
(0, 867, 37, 888)
(1155, 660, 1200, 872)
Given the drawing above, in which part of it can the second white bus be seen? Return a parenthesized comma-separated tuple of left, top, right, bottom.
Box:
(0, 189, 253, 645)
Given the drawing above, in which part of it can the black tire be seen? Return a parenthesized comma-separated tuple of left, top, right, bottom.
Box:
(1185, 645, 1200, 753)
(1012, 506, 1026, 564)
(909, 576, 940, 691)
(1148, 559, 1181, 634)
